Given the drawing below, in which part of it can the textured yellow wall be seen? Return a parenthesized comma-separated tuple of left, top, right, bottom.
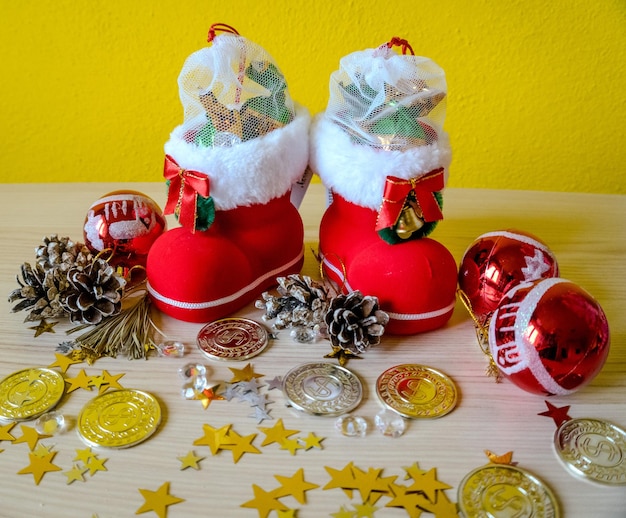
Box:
(2, 1, 625, 193)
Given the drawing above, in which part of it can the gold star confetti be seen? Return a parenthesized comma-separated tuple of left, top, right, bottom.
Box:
(89, 374, 108, 392)
(323, 462, 358, 498)
(271, 468, 319, 504)
(101, 370, 125, 390)
(485, 449, 516, 466)
(197, 384, 225, 409)
(48, 352, 82, 373)
(331, 505, 355, 518)
(74, 446, 98, 464)
(257, 419, 299, 447)
(386, 482, 429, 518)
(351, 465, 389, 503)
(136, 481, 185, 518)
(228, 363, 264, 383)
(12, 425, 49, 450)
(86, 455, 108, 476)
(178, 450, 204, 470)
(241, 484, 288, 518)
(64, 464, 88, 484)
(405, 467, 452, 503)
(65, 369, 93, 393)
(279, 437, 304, 456)
(32, 443, 55, 458)
(300, 431, 324, 450)
(324, 345, 362, 367)
(352, 501, 379, 517)
(276, 510, 297, 518)
(220, 429, 261, 463)
(0, 422, 17, 442)
(17, 450, 63, 485)
(193, 423, 234, 455)
(30, 318, 57, 337)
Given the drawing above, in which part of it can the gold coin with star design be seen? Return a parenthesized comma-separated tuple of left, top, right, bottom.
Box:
(77, 389, 161, 448)
(0, 367, 65, 422)
(376, 364, 457, 419)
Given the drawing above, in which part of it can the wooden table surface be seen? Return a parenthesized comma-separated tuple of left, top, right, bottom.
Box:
(0, 182, 624, 517)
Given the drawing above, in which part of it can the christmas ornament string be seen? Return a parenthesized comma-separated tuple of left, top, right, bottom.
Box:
(457, 289, 500, 381)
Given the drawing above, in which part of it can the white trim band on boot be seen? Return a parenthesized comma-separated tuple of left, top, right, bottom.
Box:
(322, 256, 456, 322)
(164, 105, 310, 211)
(309, 114, 451, 211)
(147, 249, 304, 310)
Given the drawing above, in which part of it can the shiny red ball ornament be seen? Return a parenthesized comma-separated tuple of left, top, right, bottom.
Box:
(458, 229, 559, 320)
(83, 190, 166, 269)
(489, 278, 610, 396)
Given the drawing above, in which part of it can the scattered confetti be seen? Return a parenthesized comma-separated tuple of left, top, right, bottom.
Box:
(258, 419, 299, 447)
(11, 425, 50, 450)
(228, 363, 264, 383)
(48, 352, 82, 373)
(64, 464, 88, 484)
(241, 483, 288, 518)
(220, 429, 261, 464)
(538, 400, 572, 428)
(193, 423, 234, 455)
(266, 376, 283, 391)
(17, 450, 62, 485)
(0, 422, 17, 442)
(136, 481, 185, 518)
(279, 437, 304, 456)
(271, 468, 320, 504)
(86, 455, 108, 476)
(300, 432, 324, 451)
(484, 450, 517, 466)
(64, 369, 93, 393)
(177, 450, 205, 471)
(30, 319, 57, 337)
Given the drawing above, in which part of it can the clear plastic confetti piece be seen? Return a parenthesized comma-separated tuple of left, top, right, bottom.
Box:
(155, 341, 186, 357)
(375, 408, 407, 438)
(335, 415, 368, 437)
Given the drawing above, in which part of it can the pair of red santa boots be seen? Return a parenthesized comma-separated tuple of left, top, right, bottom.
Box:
(146, 29, 458, 334)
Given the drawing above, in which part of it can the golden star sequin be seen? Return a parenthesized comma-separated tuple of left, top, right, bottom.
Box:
(30, 319, 57, 337)
(228, 363, 264, 383)
(177, 450, 204, 470)
(17, 450, 62, 485)
(136, 481, 185, 518)
(48, 352, 82, 373)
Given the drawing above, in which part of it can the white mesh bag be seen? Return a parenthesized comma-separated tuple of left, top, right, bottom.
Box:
(326, 38, 447, 151)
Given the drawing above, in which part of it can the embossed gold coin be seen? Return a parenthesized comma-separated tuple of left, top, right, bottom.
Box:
(0, 367, 65, 422)
(376, 364, 457, 419)
(458, 463, 560, 517)
(77, 389, 161, 448)
(282, 362, 363, 416)
(197, 318, 269, 361)
(554, 417, 626, 485)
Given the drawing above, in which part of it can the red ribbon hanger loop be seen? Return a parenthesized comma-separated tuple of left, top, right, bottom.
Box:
(207, 23, 240, 43)
(387, 36, 415, 56)
(376, 168, 445, 231)
(163, 155, 210, 230)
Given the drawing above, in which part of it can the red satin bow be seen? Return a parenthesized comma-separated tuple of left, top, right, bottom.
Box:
(376, 168, 445, 231)
(163, 155, 210, 230)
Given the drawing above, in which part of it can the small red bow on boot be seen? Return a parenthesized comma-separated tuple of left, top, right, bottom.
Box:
(163, 155, 214, 231)
(376, 168, 444, 242)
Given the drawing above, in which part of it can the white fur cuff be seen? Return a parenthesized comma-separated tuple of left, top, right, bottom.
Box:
(164, 104, 310, 210)
(309, 114, 451, 210)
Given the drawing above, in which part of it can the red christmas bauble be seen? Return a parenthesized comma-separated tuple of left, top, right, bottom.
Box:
(83, 190, 166, 269)
(488, 278, 610, 395)
(458, 229, 559, 320)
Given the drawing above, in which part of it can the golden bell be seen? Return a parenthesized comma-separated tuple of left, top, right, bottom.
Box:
(395, 205, 424, 239)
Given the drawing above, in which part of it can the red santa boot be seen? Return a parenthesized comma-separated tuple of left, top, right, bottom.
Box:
(310, 37, 457, 334)
(146, 25, 310, 322)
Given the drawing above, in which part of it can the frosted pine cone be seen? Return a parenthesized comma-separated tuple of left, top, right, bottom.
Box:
(255, 274, 329, 329)
(62, 258, 126, 325)
(325, 291, 389, 355)
(8, 262, 69, 321)
(36, 235, 93, 272)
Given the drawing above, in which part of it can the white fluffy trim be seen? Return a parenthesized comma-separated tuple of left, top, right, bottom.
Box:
(164, 104, 310, 210)
(309, 114, 451, 210)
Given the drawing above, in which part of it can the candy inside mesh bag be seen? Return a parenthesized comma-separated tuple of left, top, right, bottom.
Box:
(177, 32, 295, 148)
(326, 42, 447, 151)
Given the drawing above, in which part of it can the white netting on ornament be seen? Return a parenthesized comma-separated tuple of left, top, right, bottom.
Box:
(177, 27, 295, 148)
(326, 39, 447, 151)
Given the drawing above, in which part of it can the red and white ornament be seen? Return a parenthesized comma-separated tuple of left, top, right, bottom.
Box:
(83, 190, 166, 269)
(458, 229, 559, 320)
(488, 277, 610, 396)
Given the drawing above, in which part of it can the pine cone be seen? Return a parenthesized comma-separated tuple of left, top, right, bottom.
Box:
(8, 262, 69, 321)
(324, 291, 389, 355)
(62, 258, 126, 325)
(36, 234, 93, 272)
(255, 274, 329, 329)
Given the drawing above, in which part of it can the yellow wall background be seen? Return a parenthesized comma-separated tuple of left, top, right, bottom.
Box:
(2, 1, 625, 193)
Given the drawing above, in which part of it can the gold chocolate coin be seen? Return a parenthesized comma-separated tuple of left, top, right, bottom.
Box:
(77, 389, 161, 448)
(554, 417, 626, 485)
(197, 318, 269, 361)
(376, 364, 457, 419)
(458, 463, 560, 517)
(0, 367, 65, 422)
